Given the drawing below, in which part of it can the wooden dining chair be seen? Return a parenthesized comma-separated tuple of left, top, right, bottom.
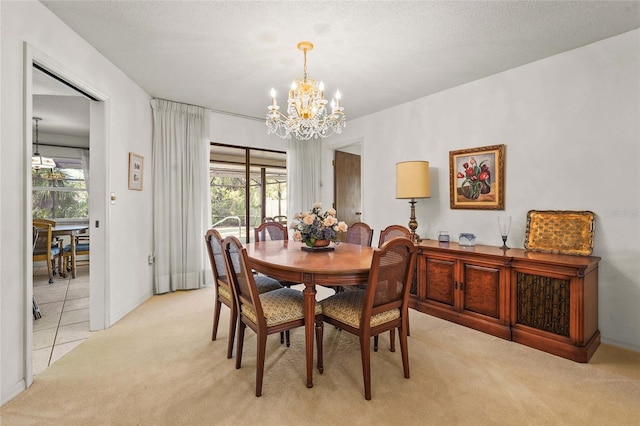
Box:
(222, 235, 324, 397)
(254, 221, 297, 288)
(378, 224, 411, 247)
(375, 224, 414, 349)
(320, 237, 417, 400)
(254, 221, 288, 242)
(62, 235, 90, 273)
(205, 229, 282, 358)
(336, 221, 375, 294)
(346, 222, 374, 247)
(32, 218, 63, 284)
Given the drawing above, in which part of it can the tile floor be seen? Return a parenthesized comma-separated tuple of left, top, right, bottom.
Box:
(32, 262, 91, 375)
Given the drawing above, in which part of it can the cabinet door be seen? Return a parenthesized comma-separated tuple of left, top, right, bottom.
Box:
(513, 271, 571, 337)
(425, 257, 456, 309)
(461, 263, 501, 320)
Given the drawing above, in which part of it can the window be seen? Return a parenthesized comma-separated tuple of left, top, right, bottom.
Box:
(32, 156, 88, 221)
(210, 143, 287, 242)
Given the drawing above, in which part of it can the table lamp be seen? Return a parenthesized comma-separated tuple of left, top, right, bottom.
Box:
(396, 161, 430, 242)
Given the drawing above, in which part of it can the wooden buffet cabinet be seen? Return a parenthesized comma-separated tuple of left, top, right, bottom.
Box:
(410, 240, 601, 362)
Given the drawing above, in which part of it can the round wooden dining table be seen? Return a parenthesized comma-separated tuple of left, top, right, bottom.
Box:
(245, 240, 374, 388)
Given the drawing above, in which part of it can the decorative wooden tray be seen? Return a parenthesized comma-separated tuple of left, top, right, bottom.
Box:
(524, 210, 595, 256)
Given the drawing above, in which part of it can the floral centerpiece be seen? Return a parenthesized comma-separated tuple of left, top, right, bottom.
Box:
(291, 202, 348, 247)
(456, 156, 491, 200)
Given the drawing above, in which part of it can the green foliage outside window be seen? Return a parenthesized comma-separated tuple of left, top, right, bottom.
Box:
(210, 175, 286, 228)
(32, 162, 88, 220)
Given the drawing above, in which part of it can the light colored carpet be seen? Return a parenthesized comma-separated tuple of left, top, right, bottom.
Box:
(1, 285, 639, 425)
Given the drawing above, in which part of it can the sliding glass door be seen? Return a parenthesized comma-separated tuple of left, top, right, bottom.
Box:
(210, 143, 286, 243)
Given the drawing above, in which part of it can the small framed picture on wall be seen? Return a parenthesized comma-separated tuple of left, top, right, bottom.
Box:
(128, 152, 144, 191)
(449, 144, 505, 210)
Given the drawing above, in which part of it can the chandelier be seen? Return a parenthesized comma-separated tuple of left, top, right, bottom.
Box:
(32, 117, 56, 169)
(266, 41, 346, 140)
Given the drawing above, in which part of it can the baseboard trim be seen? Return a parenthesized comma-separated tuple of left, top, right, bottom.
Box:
(1, 379, 26, 407)
(109, 290, 153, 326)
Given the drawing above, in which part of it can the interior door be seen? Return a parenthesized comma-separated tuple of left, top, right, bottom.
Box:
(334, 150, 362, 234)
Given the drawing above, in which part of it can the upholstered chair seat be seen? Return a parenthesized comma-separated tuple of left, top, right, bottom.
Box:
(242, 287, 322, 327)
(254, 275, 284, 294)
(321, 290, 399, 329)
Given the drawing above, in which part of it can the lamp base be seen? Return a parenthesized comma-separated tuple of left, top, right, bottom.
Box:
(408, 198, 421, 243)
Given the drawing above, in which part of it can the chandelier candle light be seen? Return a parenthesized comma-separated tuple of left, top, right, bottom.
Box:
(267, 41, 346, 140)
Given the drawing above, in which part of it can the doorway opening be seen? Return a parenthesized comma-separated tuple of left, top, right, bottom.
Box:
(26, 49, 108, 386)
(31, 65, 92, 375)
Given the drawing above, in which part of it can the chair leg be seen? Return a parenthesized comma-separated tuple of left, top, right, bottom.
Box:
(360, 333, 372, 401)
(315, 315, 324, 374)
(399, 326, 410, 379)
(235, 321, 246, 370)
(389, 329, 396, 352)
(373, 335, 378, 352)
(255, 332, 267, 397)
(212, 299, 222, 341)
(227, 303, 238, 359)
(280, 331, 285, 344)
(286, 330, 291, 347)
(46, 258, 54, 284)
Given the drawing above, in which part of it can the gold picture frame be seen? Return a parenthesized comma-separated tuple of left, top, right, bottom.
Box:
(128, 152, 144, 191)
(449, 144, 505, 210)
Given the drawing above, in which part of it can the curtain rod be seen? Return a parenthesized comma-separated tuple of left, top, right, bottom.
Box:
(37, 142, 89, 151)
(153, 98, 263, 122)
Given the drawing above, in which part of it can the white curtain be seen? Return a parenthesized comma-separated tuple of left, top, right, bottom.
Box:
(80, 149, 90, 193)
(150, 99, 211, 293)
(286, 138, 321, 218)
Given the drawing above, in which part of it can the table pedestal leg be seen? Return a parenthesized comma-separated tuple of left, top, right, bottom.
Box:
(303, 280, 316, 388)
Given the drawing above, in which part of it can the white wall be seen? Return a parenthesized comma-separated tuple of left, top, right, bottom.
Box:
(1, 1, 153, 404)
(324, 29, 640, 351)
(210, 112, 286, 152)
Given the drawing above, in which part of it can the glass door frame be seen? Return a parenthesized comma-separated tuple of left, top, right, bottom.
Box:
(210, 142, 287, 243)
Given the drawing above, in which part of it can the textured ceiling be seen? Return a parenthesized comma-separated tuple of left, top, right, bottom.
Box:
(38, 1, 640, 136)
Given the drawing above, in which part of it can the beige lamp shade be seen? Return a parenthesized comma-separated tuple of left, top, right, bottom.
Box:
(396, 161, 430, 199)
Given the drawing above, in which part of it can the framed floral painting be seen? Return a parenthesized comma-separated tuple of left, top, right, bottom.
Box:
(449, 144, 505, 210)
